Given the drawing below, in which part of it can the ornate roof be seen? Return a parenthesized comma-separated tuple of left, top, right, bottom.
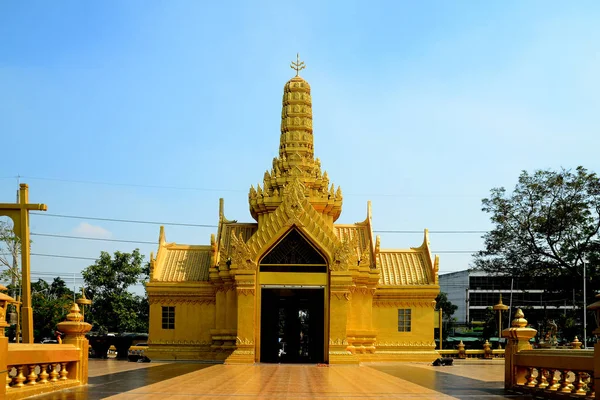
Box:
(148, 63, 439, 288)
(376, 231, 439, 286)
(334, 224, 371, 255)
(378, 250, 433, 285)
(249, 58, 342, 222)
(153, 244, 212, 282)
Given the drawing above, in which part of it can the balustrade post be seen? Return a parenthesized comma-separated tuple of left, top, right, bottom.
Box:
(483, 340, 492, 359)
(502, 309, 537, 389)
(56, 303, 92, 383)
(0, 285, 15, 397)
(457, 340, 466, 359)
(0, 325, 7, 397)
(594, 341, 600, 400)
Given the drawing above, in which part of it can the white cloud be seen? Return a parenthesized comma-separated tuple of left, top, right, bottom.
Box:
(72, 223, 112, 239)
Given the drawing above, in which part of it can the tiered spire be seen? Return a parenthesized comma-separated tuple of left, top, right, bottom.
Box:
(249, 55, 343, 224)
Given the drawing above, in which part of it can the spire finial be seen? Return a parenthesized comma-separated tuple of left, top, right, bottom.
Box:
(290, 53, 305, 76)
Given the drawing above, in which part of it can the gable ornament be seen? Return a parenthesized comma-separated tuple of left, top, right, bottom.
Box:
(283, 178, 306, 226)
(229, 230, 257, 270)
(331, 234, 358, 271)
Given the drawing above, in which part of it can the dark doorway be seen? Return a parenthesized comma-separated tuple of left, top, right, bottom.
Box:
(260, 288, 324, 363)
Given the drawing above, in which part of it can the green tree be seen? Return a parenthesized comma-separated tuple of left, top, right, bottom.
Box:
(474, 166, 600, 342)
(32, 277, 74, 341)
(82, 249, 148, 334)
(0, 219, 21, 289)
(435, 292, 458, 341)
(474, 166, 600, 294)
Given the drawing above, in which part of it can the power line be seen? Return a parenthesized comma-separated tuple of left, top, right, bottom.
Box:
(434, 251, 477, 254)
(374, 230, 487, 234)
(29, 212, 487, 233)
(31, 232, 155, 245)
(30, 213, 218, 228)
(30, 231, 478, 252)
(27, 212, 490, 233)
(12, 175, 484, 198)
(17, 175, 246, 193)
(31, 253, 97, 261)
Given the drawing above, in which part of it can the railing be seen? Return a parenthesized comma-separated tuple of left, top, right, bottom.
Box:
(5, 344, 81, 400)
(503, 309, 597, 400)
(438, 340, 505, 359)
(512, 349, 594, 398)
(0, 299, 92, 400)
(438, 349, 505, 359)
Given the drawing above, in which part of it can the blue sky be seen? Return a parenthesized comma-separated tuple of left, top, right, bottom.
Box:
(1, 1, 599, 291)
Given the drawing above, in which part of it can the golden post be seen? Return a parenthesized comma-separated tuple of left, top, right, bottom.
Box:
(0, 184, 47, 343)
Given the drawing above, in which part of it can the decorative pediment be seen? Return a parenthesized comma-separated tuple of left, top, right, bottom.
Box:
(246, 178, 341, 263)
(261, 229, 326, 265)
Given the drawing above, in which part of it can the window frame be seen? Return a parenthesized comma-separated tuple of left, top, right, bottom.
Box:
(161, 305, 175, 330)
(397, 308, 412, 332)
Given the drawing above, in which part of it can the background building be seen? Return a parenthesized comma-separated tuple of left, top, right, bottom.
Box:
(440, 270, 574, 325)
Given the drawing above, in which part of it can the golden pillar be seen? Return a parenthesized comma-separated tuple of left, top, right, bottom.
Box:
(502, 309, 537, 389)
(215, 288, 226, 330)
(0, 184, 47, 343)
(225, 270, 255, 363)
(329, 271, 359, 364)
(57, 303, 92, 383)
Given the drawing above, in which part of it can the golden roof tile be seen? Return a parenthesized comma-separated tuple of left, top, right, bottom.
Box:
(154, 245, 212, 282)
(378, 249, 433, 286)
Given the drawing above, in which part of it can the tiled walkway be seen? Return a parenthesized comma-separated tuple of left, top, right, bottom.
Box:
(30, 359, 531, 400)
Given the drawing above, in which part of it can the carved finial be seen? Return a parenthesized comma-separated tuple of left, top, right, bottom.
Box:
(290, 53, 306, 76)
(66, 303, 84, 322)
(158, 226, 166, 245)
(511, 308, 528, 328)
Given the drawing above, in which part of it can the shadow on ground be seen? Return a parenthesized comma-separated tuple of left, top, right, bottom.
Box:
(369, 364, 532, 400)
(29, 363, 214, 400)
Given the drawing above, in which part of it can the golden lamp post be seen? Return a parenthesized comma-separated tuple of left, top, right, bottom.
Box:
(493, 294, 509, 348)
(76, 287, 92, 321)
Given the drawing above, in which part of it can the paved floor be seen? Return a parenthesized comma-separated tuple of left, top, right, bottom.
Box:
(30, 359, 531, 400)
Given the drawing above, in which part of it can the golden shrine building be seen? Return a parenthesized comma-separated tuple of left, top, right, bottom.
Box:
(145, 63, 440, 364)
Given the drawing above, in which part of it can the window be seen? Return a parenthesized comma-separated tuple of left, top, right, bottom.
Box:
(162, 306, 175, 329)
(398, 309, 411, 332)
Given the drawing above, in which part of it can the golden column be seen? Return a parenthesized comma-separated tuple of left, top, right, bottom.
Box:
(0, 184, 47, 343)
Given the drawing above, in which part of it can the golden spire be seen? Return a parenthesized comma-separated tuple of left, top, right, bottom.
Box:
(248, 58, 343, 224)
(290, 53, 305, 76)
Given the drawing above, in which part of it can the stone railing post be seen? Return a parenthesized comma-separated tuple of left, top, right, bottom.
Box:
(457, 340, 466, 359)
(57, 303, 92, 383)
(0, 286, 15, 398)
(594, 341, 600, 400)
(483, 340, 492, 359)
(587, 294, 600, 399)
(502, 308, 537, 389)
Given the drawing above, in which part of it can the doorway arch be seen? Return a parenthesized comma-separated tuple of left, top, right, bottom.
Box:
(257, 228, 328, 363)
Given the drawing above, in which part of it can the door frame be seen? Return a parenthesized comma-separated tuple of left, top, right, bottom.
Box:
(256, 276, 329, 363)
